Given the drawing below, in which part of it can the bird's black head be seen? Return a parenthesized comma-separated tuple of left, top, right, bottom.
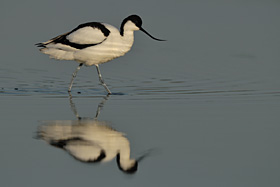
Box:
(125, 15, 142, 28)
(120, 14, 165, 41)
(120, 15, 142, 35)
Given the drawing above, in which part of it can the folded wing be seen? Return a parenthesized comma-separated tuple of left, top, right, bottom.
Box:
(36, 22, 111, 50)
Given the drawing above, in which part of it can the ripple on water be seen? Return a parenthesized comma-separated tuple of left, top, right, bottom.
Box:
(1, 71, 279, 103)
(119, 76, 280, 102)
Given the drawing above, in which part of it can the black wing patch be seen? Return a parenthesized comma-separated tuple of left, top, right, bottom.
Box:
(79, 150, 106, 163)
(49, 137, 83, 149)
(36, 22, 110, 50)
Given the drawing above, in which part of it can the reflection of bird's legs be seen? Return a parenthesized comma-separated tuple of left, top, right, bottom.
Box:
(68, 93, 81, 120)
(95, 65, 112, 95)
(95, 95, 110, 119)
(68, 63, 83, 92)
(68, 92, 110, 120)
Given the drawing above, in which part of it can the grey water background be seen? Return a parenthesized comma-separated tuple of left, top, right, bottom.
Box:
(1, 0, 280, 186)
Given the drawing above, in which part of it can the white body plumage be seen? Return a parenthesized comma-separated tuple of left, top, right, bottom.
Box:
(40, 22, 138, 66)
(38, 120, 138, 173)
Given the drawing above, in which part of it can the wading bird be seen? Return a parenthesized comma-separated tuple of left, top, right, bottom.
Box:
(36, 15, 165, 94)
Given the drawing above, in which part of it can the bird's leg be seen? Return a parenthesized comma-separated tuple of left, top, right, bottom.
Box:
(68, 63, 83, 92)
(95, 65, 112, 95)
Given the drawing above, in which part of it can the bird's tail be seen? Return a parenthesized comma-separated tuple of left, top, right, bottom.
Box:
(35, 42, 46, 48)
(35, 31, 70, 48)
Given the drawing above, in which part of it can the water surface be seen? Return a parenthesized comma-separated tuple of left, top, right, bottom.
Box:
(1, 1, 280, 187)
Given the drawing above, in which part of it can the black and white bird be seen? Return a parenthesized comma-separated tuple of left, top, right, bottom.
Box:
(36, 15, 165, 94)
(38, 120, 139, 173)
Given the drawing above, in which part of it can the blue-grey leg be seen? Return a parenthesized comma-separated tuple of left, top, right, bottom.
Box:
(68, 63, 83, 92)
(95, 65, 112, 94)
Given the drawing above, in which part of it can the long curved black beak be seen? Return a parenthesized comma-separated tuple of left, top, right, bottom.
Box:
(140, 27, 166, 41)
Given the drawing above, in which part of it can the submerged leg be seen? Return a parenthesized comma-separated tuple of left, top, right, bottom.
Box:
(68, 63, 83, 92)
(95, 65, 112, 94)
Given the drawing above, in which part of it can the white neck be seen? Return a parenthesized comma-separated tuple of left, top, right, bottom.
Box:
(117, 30, 135, 55)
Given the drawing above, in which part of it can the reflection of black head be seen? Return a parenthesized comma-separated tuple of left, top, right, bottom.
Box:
(116, 153, 138, 174)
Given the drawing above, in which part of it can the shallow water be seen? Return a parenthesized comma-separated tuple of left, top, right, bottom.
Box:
(1, 1, 280, 187)
(1, 71, 279, 186)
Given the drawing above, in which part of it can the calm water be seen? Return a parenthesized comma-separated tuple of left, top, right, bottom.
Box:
(1, 1, 280, 187)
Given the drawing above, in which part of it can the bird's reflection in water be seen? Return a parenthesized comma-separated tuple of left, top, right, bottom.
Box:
(38, 94, 146, 174)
